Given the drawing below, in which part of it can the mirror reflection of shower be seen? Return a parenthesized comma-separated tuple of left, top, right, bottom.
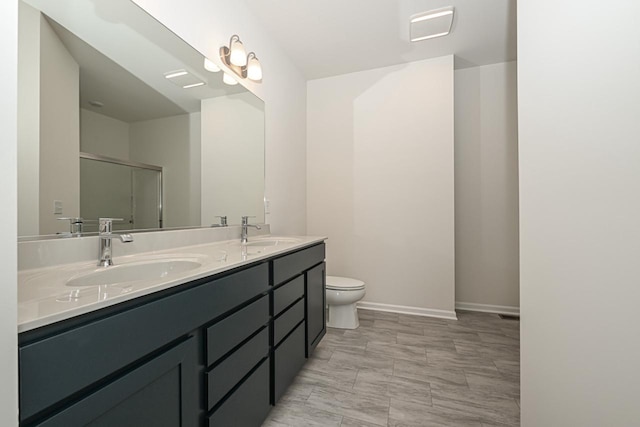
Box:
(79, 153, 162, 232)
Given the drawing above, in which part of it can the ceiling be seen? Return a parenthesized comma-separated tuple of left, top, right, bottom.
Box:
(245, 0, 517, 80)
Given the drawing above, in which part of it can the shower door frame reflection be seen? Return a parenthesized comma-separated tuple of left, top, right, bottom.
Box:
(79, 152, 163, 230)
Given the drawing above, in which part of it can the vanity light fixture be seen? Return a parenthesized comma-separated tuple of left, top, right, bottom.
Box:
(229, 35, 247, 66)
(203, 58, 221, 73)
(246, 52, 263, 81)
(410, 6, 455, 42)
(220, 34, 263, 84)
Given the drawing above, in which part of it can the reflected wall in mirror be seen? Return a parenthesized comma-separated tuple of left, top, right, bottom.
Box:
(18, 0, 265, 238)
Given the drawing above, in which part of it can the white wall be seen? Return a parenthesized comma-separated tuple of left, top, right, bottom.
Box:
(188, 112, 201, 227)
(80, 108, 130, 159)
(17, 2, 40, 237)
(519, 1, 640, 425)
(0, 0, 19, 424)
(129, 114, 195, 228)
(131, 0, 307, 235)
(38, 15, 79, 235)
(307, 56, 455, 317)
(454, 61, 519, 311)
(201, 92, 265, 225)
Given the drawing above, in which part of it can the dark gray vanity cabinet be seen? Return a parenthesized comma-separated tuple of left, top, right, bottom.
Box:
(271, 244, 326, 403)
(18, 242, 326, 427)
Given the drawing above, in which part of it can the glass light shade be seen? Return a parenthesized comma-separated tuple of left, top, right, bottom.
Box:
(203, 58, 220, 72)
(229, 38, 247, 66)
(223, 72, 238, 85)
(247, 55, 262, 81)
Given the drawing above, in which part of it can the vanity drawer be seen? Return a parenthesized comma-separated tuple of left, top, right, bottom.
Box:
(207, 358, 271, 427)
(274, 298, 304, 346)
(274, 322, 306, 403)
(19, 263, 268, 422)
(273, 275, 304, 315)
(207, 327, 269, 410)
(273, 243, 325, 285)
(206, 295, 269, 366)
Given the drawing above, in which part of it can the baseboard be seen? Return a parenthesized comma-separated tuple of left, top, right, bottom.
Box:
(357, 301, 458, 321)
(455, 302, 520, 316)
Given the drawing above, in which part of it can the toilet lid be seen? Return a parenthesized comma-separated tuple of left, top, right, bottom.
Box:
(326, 276, 365, 290)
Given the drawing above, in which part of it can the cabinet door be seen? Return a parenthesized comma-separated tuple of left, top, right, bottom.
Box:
(273, 322, 306, 403)
(34, 337, 198, 427)
(306, 262, 326, 355)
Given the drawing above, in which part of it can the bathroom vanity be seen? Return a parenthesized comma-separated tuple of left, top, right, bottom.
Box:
(17, 238, 326, 426)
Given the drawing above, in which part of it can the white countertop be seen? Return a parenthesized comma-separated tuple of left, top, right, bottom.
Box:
(18, 235, 326, 333)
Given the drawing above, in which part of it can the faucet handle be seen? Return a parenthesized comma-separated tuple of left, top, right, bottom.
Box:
(98, 218, 124, 234)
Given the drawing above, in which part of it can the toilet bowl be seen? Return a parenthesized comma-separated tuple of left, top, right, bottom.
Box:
(326, 276, 366, 329)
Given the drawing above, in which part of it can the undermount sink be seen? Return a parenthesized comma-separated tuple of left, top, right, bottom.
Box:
(243, 238, 302, 247)
(66, 259, 203, 287)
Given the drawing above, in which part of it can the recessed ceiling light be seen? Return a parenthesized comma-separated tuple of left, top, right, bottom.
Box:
(182, 82, 206, 89)
(410, 6, 454, 42)
(164, 70, 188, 79)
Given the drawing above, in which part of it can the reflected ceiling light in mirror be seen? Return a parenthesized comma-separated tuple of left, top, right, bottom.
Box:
(220, 34, 262, 83)
(223, 72, 238, 85)
(204, 58, 221, 72)
(410, 6, 455, 42)
(183, 82, 205, 89)
(164, 70, 188, 79)
(164, 69, 206, 89)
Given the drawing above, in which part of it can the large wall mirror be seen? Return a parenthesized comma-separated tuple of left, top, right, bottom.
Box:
(18, 0, 265, 238)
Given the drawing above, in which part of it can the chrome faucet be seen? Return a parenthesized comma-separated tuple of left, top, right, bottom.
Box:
(98, 218, 133, 267)
(212, 216, 228, 227)
(241, 216, 261, 244)
(57, 217, 85, 237)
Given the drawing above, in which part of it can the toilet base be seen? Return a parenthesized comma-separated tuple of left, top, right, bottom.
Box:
(327, 303, 359, 329)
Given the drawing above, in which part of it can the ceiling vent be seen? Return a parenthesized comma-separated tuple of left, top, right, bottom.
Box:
(410, 6, 455, 42)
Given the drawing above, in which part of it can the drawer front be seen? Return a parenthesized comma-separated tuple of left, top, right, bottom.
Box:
(274, 299, 304, 346)
(207, 327, 269, 410)
(273, 275, 304, 315)
(206, 295, 269, 366)
(274, 322, 306, 403)
(207, 359, 271, 427)
(19, 263, 268, 421)
(273, 243, 325, 285)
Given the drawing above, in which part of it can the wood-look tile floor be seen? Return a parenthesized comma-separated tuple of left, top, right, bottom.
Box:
(262, 309, 520, 427)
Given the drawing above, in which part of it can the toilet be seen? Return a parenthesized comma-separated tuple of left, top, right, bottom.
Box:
(326, 276, 366, 329)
